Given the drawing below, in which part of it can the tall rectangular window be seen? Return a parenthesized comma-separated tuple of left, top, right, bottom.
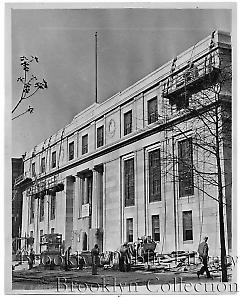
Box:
(178, 138, 194, 197)
(126, 218, 133, 242)
(52, 151, 56, 168)
(40, 197, 44, 222)
(152, 215, 160, 241)
(183, 211, 193, 241)
(41, 157, 46, 173)
(69, 141, 74, 161)
(30, 196, 34, 223)
(86, 175, 93, 204)
(82, 135, 88, 155)
(50, 194, 56, 220)
(124, 158, 135, 207)
(149, 149, 161, 202)
(148, 97, 158, 124)
(32, 162, 36, 176)
(40, 229, 43, 244)
(124, 110, 132, 135)
(97, 126, 104, 148)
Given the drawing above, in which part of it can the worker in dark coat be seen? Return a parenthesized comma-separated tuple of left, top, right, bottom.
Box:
(64, 246, 71, 271)
(119, 242, 131, 272)
(197, 236, 212, 279)
(28, 248, 35, 270)
(91, 244, 100, 275)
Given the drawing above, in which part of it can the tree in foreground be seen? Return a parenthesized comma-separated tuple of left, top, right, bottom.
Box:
(160, 46, 231, 282)
(12, 56, 48, 118)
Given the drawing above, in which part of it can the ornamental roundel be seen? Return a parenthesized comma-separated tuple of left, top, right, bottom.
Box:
(108, 119, 116, 137)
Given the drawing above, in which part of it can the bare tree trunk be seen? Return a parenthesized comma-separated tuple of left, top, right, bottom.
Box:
(215, 104, 228, 282)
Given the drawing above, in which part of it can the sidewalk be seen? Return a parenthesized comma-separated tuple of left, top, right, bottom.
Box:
(12, 265, 227, 293)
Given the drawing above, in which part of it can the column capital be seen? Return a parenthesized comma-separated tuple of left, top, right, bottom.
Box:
(93, 164, 104, 173)
(77, 169, 91, 179)
(67, 175, 76, 183)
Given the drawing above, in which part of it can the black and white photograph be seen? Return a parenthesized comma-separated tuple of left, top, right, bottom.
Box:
(6, 2, 237, 294)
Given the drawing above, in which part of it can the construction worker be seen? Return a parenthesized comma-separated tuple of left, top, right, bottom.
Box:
(119, 242, 131, 272)
(64, 246, 71, 271)
(28, 248, 35, 270)
(91, 244, 100, 275)
(197, 236, 212, 279)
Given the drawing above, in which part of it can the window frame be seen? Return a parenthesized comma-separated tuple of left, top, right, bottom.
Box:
(152, 215, 160, 242)
(39, 197, 44, 222)
(147, 97, 158, 124)
(30, 196, 34, 223)
(124, 110, 132, 136)
(69, 141, 74, 161)
(126, 218, 133, 243)
(178, 137, 194, 198)
(41, 157, 46, 173)
(50, 193, 56, 220)
(32, 162, 36, 176)
(182, 210, 193, 241)
(124, 158, 135, 207)
(82, 134, 88, 155)
(40, 229, 43, 243)
(86, 175, 93, 204)
(148, 149, 161, 202)
(51, 151, 57, 168)
(97, 126, 104, 148)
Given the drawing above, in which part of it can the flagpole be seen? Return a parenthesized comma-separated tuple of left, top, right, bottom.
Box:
(95, 32, 98, 104)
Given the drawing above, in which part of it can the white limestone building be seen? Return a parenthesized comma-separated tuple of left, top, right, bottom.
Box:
(18, 31, 232, 257)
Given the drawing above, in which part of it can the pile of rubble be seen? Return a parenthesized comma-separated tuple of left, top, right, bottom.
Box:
(99, 236, 232, 277)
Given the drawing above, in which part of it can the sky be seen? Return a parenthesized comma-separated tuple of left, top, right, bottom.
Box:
(11, 5, 232, 157)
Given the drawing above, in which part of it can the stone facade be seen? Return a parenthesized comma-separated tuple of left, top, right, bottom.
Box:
(20, 31, 232, 256)
(12, 158, 24, 244)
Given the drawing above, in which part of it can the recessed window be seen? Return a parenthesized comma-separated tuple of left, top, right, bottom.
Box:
(149, 149, 161, 202)
(51, 151, 56, 168)
(124, 158, 135, 207)
(97, 126, 104, 148)
(32, 162, 36, 176)
(124, 110, 132, 135)
(40, 229, 43, 243)
(183, 211, 193, 241)
(40, 197, 44, 222)
(126, 218, 133, 242)
(178, 138, 194, 197)
(176, 96, 189, 111)
(69, 141, 74, 161)
(51, 228, 55, 234)
(41, 157, 46, 173)
(30, 196, 34, 223)
(148, 97, 158, 124)
(82, 135, 88, 155)
(86, 175, 93, 204)
(152, 215, 160, 241)
(50, 193, 56, 220)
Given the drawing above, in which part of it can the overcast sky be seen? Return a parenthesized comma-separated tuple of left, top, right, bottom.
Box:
(11, 6, 232, 157)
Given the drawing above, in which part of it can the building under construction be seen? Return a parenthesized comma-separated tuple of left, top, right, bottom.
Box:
(17, 31, 232, 257)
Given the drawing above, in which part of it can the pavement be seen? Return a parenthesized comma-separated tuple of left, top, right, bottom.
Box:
(11, 264, 232, 294)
